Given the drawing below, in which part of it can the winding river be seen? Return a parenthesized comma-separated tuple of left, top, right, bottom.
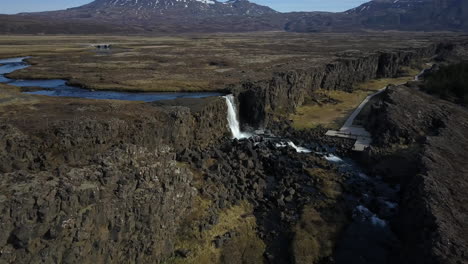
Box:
(0, 57, 223, 102)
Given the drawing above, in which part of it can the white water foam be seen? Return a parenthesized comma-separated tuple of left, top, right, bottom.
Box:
(275, 141, 312, 153)
(355, 205, 387, 228)
(324, 154, 344, 163)
(287, 141, 312, 153)
(224, 95, 251, 140)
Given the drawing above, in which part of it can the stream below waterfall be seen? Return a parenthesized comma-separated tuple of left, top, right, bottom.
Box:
(224, 94, 401, 263)
(0, 57, 223, 102)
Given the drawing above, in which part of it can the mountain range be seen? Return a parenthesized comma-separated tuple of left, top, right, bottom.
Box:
(0, 0, 467, 34)
(287, 0, 468, 32)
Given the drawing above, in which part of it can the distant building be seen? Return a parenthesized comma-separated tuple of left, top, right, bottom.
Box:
(93, 44, 112, 49)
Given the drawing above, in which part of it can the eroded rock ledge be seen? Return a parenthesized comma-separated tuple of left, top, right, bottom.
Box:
(233, 42, 467, 128)
(0, 97, 228, 173)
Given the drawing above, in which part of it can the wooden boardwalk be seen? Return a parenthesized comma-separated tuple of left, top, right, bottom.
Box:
(326, 68, 428, 151)
(326, 86, 387, 151)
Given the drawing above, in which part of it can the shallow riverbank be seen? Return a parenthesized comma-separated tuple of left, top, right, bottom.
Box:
(0, 57, 224, 102)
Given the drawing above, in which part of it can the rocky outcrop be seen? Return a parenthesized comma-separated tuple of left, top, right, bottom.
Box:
(0, 144, 195, 263)
(233, 43, 450, 128)
(0, 96, 229, 263)
(0, 97, 228, 173)
(178, 137, 351, 263)
(364, 85, 468, 264)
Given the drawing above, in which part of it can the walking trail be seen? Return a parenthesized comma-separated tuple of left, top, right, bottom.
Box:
(326, 68, 427, 151)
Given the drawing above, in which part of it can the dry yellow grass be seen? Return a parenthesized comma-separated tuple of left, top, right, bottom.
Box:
(0, 33, 449, 93)
(293, 167, 349, 264)
(305, 168, 342, 199)
(168, 200, 264, 264)
(290, 68, 421, 130)
(0, 83, 39, 107)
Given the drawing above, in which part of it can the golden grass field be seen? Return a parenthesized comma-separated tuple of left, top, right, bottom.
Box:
(0, 33, 455, 133)
(0, 33, 454, 93)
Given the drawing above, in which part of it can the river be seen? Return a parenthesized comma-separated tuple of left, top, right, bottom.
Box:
(0, 57, 223, 102)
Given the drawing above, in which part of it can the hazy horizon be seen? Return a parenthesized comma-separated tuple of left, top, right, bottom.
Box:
(0, 0, 369, 14)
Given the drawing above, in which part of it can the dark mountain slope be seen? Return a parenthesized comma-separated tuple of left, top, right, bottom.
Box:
(23, 0, 277, 23)
(1, 0, 283, 34)
(1, 0, 468, 34)
(348, 0, 468, 30)
(285, 0, 468, 32)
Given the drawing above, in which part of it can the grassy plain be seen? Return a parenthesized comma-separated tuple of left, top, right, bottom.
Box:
(0, 83, 40, 107)
(0, 33, 457, 93)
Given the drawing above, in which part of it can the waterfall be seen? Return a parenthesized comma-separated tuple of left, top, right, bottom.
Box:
(224, 95, 251, 139)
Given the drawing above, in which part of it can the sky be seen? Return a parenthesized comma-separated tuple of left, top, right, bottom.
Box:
(0, 0, 369, 14)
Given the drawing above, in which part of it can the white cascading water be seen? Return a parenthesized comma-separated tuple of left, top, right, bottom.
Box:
(275, 141, 312, 153)
(287, 141, 312, 153)
(224, 95, 251, 139)
(223, 94, 311, 153)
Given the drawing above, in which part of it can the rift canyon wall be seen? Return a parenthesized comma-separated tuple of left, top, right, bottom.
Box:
(233, 43, 459, 128)
(0, 97, 229, 263)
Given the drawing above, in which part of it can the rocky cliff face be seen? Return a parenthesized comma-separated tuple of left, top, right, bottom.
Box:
(233, 43, 449, 128)
(364, 85, 468, 264)
(0, 97, 228, 173)
(0, 96, 229, 263)
(0, 145, 195, 263)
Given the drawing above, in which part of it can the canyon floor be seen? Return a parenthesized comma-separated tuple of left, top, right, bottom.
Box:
(0, 32, 467, 264)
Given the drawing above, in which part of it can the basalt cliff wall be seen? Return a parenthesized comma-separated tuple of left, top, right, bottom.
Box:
(233, 42, 463, 128)
(0, 97, 228, 173)
(0, 145, 195, 263)
(0, 96, 229, 263)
